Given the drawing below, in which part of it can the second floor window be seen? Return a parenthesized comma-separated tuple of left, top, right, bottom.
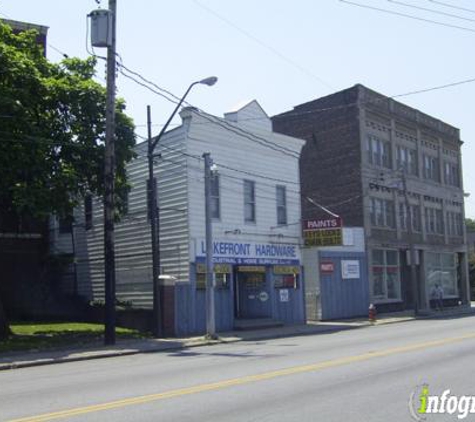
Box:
(425, 207, 444, 235)
(211, 174, 220, 219)
(447, 211, 463, 236)
(276, 185, 287, 225)
(244, 180, 256, 223)
(423, 154, 440, 182)
(444, 162, 459, 187)
(367, 135, 391, 169)
(399, 203, 421, 232)
(370, 198, 395, 228)
(396, 145, 418, 176)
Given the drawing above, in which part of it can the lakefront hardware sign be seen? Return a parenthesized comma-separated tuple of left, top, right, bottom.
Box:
(302, 217, 343, 247)
(195, 239, 300, 265)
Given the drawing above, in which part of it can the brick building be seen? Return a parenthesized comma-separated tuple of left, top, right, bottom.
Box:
(273, 84, 470, 314)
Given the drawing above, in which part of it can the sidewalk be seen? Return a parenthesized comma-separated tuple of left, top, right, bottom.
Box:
(1, 306, 473, 371)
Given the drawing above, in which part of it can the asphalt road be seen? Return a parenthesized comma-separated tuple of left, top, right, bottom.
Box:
(1, 316, 475, 422)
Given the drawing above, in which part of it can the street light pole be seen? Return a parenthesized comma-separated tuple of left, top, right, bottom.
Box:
(148, 76, 217, 338)
(203, 152, 217, 339)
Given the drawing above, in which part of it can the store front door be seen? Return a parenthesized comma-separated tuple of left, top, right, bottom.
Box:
(235, 266, 271, 319)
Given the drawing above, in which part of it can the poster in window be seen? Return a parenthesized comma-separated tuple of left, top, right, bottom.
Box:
(341, 260, 360, 279)
(280, 289, 289, 302)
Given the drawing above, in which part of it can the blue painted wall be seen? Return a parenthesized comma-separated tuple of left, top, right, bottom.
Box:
(174, 263, 306, 336)
(319, 251, 369, 320)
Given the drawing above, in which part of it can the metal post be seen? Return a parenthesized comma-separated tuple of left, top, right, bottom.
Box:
(103, 0, 117, 345)
(145, 77, 217, 338)
(401, 171, 419, 315)
(203, 153, 216, 339)
(148, 106, 162, 337)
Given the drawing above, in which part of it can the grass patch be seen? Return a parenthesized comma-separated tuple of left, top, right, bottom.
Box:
(0, 321, 150, 354)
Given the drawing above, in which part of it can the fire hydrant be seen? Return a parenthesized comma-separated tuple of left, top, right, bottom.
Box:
(369, 303, 377, 324)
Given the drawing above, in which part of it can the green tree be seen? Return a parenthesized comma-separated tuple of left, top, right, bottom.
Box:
(0, 23, 136, 339)
(466, 218, 475, 232)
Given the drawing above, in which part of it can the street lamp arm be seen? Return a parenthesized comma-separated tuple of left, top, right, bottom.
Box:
(150, 81, 198, 153)
(150, 76, 217, 153)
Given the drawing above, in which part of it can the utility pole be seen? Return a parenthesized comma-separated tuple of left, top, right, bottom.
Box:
(203, 153, 217, 339)
(148, 106, 162, 337)
(103, 0, 117, 345)
(401, 171, 419, 315)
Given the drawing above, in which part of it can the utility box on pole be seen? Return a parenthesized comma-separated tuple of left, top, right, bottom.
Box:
(89, 9, 113, 48)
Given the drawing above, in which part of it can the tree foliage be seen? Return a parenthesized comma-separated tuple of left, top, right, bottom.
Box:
(466, 218, 475, 233)
(0, 23, 136, 340)
(0, 22, 136, 220)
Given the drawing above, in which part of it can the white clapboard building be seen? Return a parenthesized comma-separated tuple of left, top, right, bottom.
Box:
(53, 100, 306, 335)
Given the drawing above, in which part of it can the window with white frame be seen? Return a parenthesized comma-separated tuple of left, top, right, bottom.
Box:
(244, 180, 256, 223)
(399, 203, 421, 232)
(423, 154, 440, 182)
(210, 173, 220, 219)
(396, 145, 418, 176)
(366, 135, 392, 169)
(426, 252, 458, 297)
(276, 185, 287, 225)
(370, 197, 395, 228)
(371, 249, 401, 301)
(425, 207, 444, 235)
(444, 161, 459, 187)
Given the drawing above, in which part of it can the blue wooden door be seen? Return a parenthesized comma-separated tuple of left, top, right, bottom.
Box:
(236, 271, 271, 318)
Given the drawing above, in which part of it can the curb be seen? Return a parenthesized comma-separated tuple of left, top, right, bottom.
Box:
(1, 310, 473, 371)
(0, 324, 362, 371)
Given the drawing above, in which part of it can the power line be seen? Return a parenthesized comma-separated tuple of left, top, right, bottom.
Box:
(275, 76, 475, 121)
(339, 0, 475, 34)
(121, 66, 300, 159)
(391, 77, 475, 99)
(119, 63, 183, 105)
(428, 0, 475, 14)
(119, 59, 474, 155)
(388, 0, 475, 23)
(0, 11, 71, 59)
(197, 111, 300, 158)
(142, 134, 301, 186)
(192, 0, 334, 91)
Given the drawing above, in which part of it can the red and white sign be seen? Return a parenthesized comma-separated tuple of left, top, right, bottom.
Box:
(320, 261, 335, 273)
(303, 217, 342, 231)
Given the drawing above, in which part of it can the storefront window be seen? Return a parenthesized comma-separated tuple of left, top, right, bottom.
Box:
(273, 266, 299, 289)
(426, 252, 458, 297)
(196, 263, 231, 290)
(371, 249, 401, 301)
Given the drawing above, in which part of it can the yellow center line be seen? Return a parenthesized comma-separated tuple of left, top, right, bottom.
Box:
(8, 332, 475, 422)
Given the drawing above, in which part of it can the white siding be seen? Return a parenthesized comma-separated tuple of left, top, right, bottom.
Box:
(54, 100, 305, 309)
(71, 127, 190, 308)
(182, 104, 304, 249)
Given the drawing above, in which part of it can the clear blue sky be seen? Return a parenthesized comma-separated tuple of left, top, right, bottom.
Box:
(2, 0, 475, 217)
